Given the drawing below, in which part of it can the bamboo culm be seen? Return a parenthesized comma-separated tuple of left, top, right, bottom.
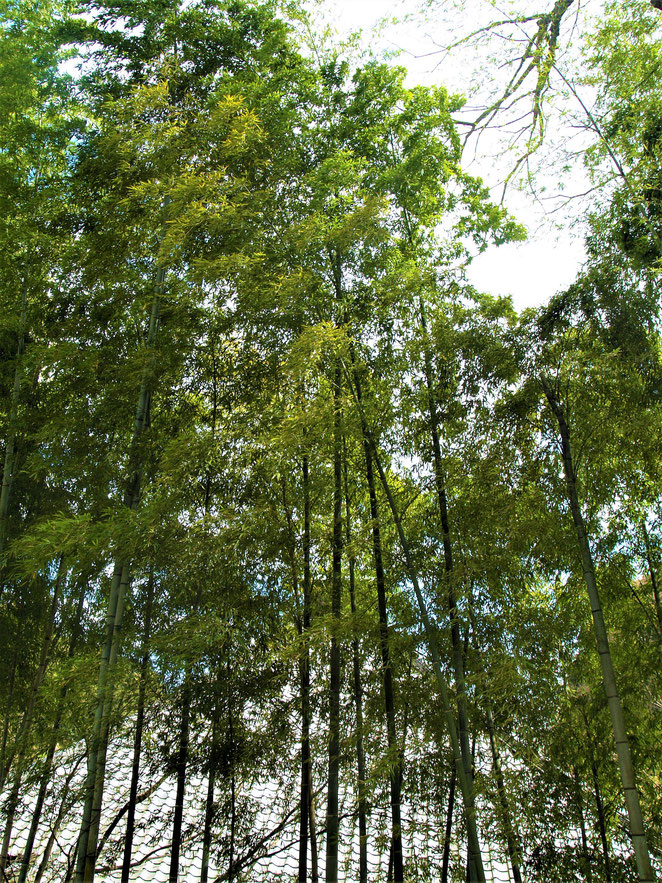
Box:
(354, 370, 404, 883)
(121, 569, 155, 883)
(325, 360, 343, 883)
(0, 556, 66, 875)
(342, 441, 368, 883)
(543, 378, 656, 883)
(76, 262, 165, 883)
(343, 355, 486, 883)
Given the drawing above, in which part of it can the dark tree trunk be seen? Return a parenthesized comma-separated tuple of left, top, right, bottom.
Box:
(417, 294, 478, 879)
(200, 745, 216, 883)
(573, 765, 593, 883)
(467, 601, 522, 883)
(361, 434, 403, 882)
(486, 713, 522, 883)
(34, 751, 86, 883)
(0, 278, 28, 571)
(228, 661, 237, 883)
(169, 682, 191, 883)
(642, 523, 662, 634)
(201, 666, 223, 883)
(18, 578, 87, 883)
(345, 366, 485, 883)
(325, 360, 343, 883)
(1, 556, 66, 875)
(591, 758, 612, 883)
(441, 767, 456, 883)
(343, 439, 368, 883)
(121, 569, 155, 883)
(310, 764, 319, 883)
(298, 454, 312, 883)
(543, 379, 655, 882)
(76, 262, 164, 883)
(0, 647, 18, 792)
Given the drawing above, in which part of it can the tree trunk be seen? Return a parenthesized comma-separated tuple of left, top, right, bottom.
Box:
(342, 440, 369, 883)
(486, 713, 522, 883)
(0, 556, 66, 875)
(200, 728, 217, 883)
(18, 578, 87, 883)
(310, 764, 319, 883)
(642, 523, 662, 634)
(542, 378, 655, 883)
(467, 601, 522, 883)
(298, 454, 313, 882)
(441, 767, 456, 883)
(0, 278, 28, 570)
(360, 431, 403, 882)
(418, 294, 477, 879)
(325, 361, 343, 883)
(228, 662, 236, 883)
(591, 757, 612, 883)
(0, 647, 18, 792)
(34, 751, 86, 883)
(169, 681, 191, 883)
(76, 263, 164, 883)
(573, 765, 593, 883)
(345, 357, 486, 883)
(121, 569, 155, 883)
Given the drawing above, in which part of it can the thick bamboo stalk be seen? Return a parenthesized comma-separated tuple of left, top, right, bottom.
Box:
(543, 379, 656, 883)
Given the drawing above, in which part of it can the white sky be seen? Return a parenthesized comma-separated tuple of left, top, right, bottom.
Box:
(313, 0, 590, 311)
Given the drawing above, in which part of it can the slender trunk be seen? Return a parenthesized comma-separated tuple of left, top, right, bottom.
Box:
(310, 764, 319, 883)
(325, 361, 343, 883)
(201, 663, 223, 883)
(0, 648, 18, 791)
(360, 430, 403, 882)
(418, 294, 476, 878)
(299, 454, 312, 882)
(342, 440, 368, 883)
(467, 601, 522, 883)
(76, 264, 164, 883)
(34, 751, 86, 883)
(591, 758, 612, 883)
(573, 765, 593, 883)
(0, 279, 28, 569)
(228, 661, 236, 883)
(486, 713, 522, 883)
(642, 523, 662, 634)
(345, 362, 485, 883)
(441, 768, 456, 883)
(169, 681, 191, 883)
(0, 556, 65, 874)
(542, 379, 655, 882)
(200, 723, 217, 883)
(18, 579, 86, 883)
(121, 570, 155, 883)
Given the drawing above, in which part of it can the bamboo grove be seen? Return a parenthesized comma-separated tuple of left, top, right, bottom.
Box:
(1, 0, 662, 881)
